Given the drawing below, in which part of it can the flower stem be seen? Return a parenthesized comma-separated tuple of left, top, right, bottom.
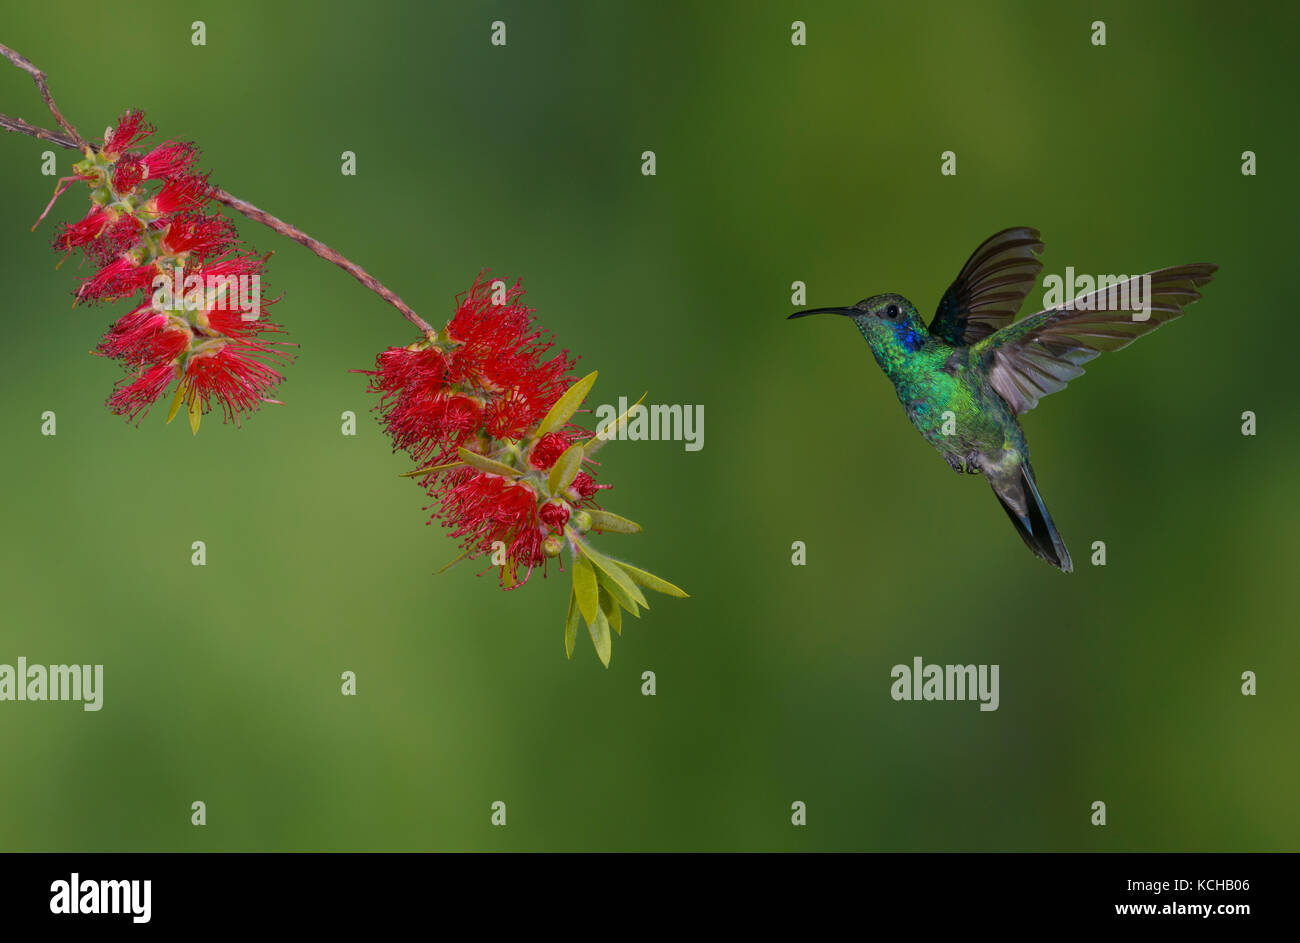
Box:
(0, 42, 87, 152)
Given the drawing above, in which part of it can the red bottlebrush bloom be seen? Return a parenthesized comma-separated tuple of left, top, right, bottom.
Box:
(75, 256, 159, 304)
(88, 215, 145, 266)
(369, 346, 443, 396)
(482, 389, 538, 440)
(107, 361, 179, 422)
(363, 347, 460, 465)
(192, 254, 274, 335)
(52, 207, 112, 252)
(102, 109, 153, 157)
(362, 274, 687, 656)
(39, 107, 289, 428)
(440, 276, 575, 435)
(538, 500, 570, 531)
(528, 432, 573, 470)
(147, 173, 212, 216)
(381, 388, 482, 468)
(439, 393, 486, 441)
(508, 527, 544, 578)
(362, 274, 577, 467)
(182, 342, 286, 425)
(97, 304, 192, 364)
(111, 153, 145, 192)
(199, 299, 281, 340)
(569, 471, 611, 500)
(141, 141, 198, 181)
(161, 213, 237, 261)
(190, 252, 264, 284)
(438, 470, 546, 584)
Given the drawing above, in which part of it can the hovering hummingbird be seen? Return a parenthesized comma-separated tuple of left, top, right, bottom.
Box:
(788, 228, 1216, 572)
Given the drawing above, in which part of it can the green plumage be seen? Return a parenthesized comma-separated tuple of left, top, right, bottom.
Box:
(789, 227, 1217, 573)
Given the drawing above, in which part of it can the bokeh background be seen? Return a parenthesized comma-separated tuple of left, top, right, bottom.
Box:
(0, 0, 1296, 851)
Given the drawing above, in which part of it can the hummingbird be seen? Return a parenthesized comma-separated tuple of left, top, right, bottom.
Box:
(788, 228, 1216, 572)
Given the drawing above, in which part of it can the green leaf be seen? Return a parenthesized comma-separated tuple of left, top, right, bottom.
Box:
(165, 380, 187, 425)
(456, 447, 519, 478)
(400, 460, 465, 478)
(587, 605, 612, 667)
(599, 584, 622, 636)
(593, 563, 640, 618)
(580, 542, 649, 610)
(572, 552, 599, 624)
(187, 392, 201, 436)
(584, 391, 647, 454)
(586, 509, 642, 534)
(564, 589, 580, 658)
(547, 443, 585, 496)
(620, 562, 690, 598)
(435, 548, 472, 575)
(537, 371, 597, 436)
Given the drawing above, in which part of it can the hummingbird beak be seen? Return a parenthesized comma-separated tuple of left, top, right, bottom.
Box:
(787, 306, 857, 320)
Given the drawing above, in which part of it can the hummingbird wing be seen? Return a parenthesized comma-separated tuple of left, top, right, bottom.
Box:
(928, 227, 1046, 346)
(974, 263, 1218, 415)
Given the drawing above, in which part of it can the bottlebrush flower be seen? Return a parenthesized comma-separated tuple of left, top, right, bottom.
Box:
(179, 341, 287, 425)
(363, 276, 687, 666)
(102, 109, 152, 156)
(141, 141, 198, 181)
(39, 109, 288, 431)
(95, 304, 192, 363)
(107, 361, 179, 422)
(75, 255, 158, 303)
(52, 206, 111, 251)
(439, 471, 546, 570)
(160, 213, 237, 261)
(528, 432, 573, 470)
(362, 274, 576, 468)
(147, 173, 212, 216)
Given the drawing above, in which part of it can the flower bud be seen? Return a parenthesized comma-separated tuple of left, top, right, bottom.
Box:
(539, 500, 570, 531)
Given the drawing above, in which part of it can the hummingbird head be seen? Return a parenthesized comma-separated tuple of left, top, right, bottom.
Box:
(787, 293, 927, 353)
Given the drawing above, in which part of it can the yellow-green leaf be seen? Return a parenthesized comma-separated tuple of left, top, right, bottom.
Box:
(580, 542, 649, 610)
(165, 380, 187, 425)
(572, 552, 599, 624)
(456, 447, 519, 478)
(593, 563, 641, 618)
(599, 585, 622, 636)
(537, 371, 597, 436)
(187, 393, 202, 436)
(400, 460, 465, 478)
(547, 443, 584, 496)
(587, 605, 612, 667)
(564, 589, 581, 658)
(435, 548, 472, 575)
(587, 509, 642, 534)
(584, 391, 647, 454)
(620, 562, 689, 598)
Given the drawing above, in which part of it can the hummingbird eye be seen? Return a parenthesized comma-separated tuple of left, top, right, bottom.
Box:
(885, 304, 901, 319)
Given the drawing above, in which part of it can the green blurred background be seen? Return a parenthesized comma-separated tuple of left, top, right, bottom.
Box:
(0, 1, 1296, 851)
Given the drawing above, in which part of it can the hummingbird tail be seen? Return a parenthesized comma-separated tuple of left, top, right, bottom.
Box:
(989, 462, 1073, 573)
